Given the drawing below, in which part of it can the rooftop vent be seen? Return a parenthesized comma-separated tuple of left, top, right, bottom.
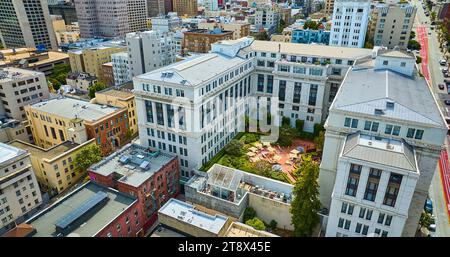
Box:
(119, 155, 130, 164)
(140, 160, 150, 170)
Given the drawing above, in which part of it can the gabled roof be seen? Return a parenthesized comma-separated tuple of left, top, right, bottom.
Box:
(332, 68, 445, 127)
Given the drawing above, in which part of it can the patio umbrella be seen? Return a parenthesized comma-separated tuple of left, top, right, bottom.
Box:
(249, 147, 258, 152)
(296, 146, 305, 153)
(272, 164, 282, 171)
(289, 153, 297, 159)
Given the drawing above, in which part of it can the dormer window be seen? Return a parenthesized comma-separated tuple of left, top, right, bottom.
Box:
(374, 109, 384, 115)
(383, 60, 388, 66)
(386, 102, 394, 110)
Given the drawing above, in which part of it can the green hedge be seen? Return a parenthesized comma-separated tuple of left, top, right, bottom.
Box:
(199, 132, 245, 172)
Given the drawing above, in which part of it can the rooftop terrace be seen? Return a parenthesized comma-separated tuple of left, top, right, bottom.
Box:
(89, 143, 176, 188)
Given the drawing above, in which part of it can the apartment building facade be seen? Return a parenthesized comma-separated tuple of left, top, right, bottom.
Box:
(126, 31, 177, 77)
(25, 97, 129, 156)
(0, 0, 57, 50)
(9, 139, 96, 197)
(182, 29, 234, 53)
(151, 13, 182, 33)
(74, 0, 148, 38)
(111, 52, 132, 86)
(369, 2, 417, 50)
(0, 68, 50, 121)
(198, 22, 251, 40)
(329, 0, 371, 48)
(0, 143, 42, 232)
(172, 0, 198, 17)
(320, 50, 447, 237)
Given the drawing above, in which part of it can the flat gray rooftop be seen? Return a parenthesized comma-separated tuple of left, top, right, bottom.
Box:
(158, 198, 228, 235)
(89, 143, 176, 188)
(27, 181, 136, 237)
(0, 142, 26, 166)
(30, 97, 120, 122)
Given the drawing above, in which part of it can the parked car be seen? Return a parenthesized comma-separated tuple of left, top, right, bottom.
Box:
(425, 198, 433, 214)
(440, 59, 447, 66)
(444, 100, 450, 105)
(439, 83, 446, 90)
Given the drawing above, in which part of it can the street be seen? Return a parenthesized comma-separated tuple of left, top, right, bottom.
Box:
(412, 0, 450, 236)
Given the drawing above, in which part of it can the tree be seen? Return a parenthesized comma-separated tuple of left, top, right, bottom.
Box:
(314, 131, 325, 152)
(276, 19, 287, 34)
(245, 217, 266, 230)
(416, 56, 422, 64)
(282, 117, 291, 127)
(243, 207, 257, 222)
(88, 81, 107, 99)
(269, 220, 278, 230)
(73, 144, 103, 173)
(290, 158, 321, 236)
(303, 20, 320, 30)
(410, 31, 416, 40)
(253, 161, 272, 177)
(313, 123, 324, 137)
(295, 119, 304, 132)
(224, 139, 244, 157)
(419, 211, 434, 230)
(431, 11, 437, 22)
(408, 40, 422, 51)
(255, 31, 270, 41)
(48, 63, 71, 91)
(277, 126, 294, 146)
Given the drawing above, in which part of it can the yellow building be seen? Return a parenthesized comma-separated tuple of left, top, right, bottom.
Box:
(68, 46, 124, 78)
(9, 139, 96, 196)
(93, 87, 138, 136)
(173, 0, 198, 17)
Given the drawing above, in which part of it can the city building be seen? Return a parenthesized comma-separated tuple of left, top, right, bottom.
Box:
(329, 0, 371, 48)
(198, 21, 251, 40)
(0, 0, 57, 50)
(158, 198, 231, 237)
(50, 15, 67, 46)
(133, 37, 372, 174)
(0, 49, 69, 77)
(68, 46, 125, 79)
(74, 0, 148, 38)
(93, 86, 139, 136)
(291, 28, 330, 44)
(48, 2, 78, 25)
(173, 0, 198, 17)
(0, 119, 33, 144)
(2, 181, 144, 237)
(325, 0, 335, 15)
(111, 52, 132, 86)
(25, 97, 129, 155)
(100, 62, 115, 87)
(88, 143, 180, 231)
(147, 0, 166, 18)
(9, 139, 97, 196)
(0, 143, 43, 233)
(126, 31, 177, 77)
(151, 13, 182, 33)
(319, 49, 447, 237)
(185, 164, 294, 230)
(182, 28, 234, 53)
(0, 68, 50, 121)
(254, 6, 281, 34)
(58, 31, 81, 45)
(66, 72, 98, 93)
(369, 1, 416, 50)
(202, 0, 220, 11)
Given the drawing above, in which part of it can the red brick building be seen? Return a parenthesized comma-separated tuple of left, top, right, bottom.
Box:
(88, 143, 180, 232)
(182, 28, 234, 54)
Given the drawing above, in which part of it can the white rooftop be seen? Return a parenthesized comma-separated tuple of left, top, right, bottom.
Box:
(30, 97, 120, 122)
(0, 142, 26, 166)
(158, 198, 228, 235)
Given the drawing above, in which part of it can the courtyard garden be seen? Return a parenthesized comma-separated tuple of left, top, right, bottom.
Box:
(199, 117, 325, 184)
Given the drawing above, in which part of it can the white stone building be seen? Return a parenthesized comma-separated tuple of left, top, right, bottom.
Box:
(126, 31, 177, 78)
(111, 52, 131, 86)
(151, 13, 182, 33)
(320, 49, 447, 237)
(0, 143, 43, 232)
(329, 0, 371, 48)
(133, 37, 373, 180)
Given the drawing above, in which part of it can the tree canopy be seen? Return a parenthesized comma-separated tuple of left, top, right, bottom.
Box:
(88, 81, 107, 99)
(74, 144, 103, 173)
(290, 158, 321, 236)
(303, 20, 320, 30)
(245, 217, 266, 231)
(224, 139, 244, 157)
(408, 40, 422, 51)
(48, 63, 71, 91)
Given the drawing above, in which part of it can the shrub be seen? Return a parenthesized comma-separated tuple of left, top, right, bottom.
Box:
(295, 119, 304, 132)
(244, 133, 260, 144)
(416, 56, 422, 64)
(313, 123, 325, 137)
(243, 207, 257, 222)
(282, 116, 291, 127)
(245, 217, 266, 231)
(224, 139, 244, 157)
(269, 220, 278, 230)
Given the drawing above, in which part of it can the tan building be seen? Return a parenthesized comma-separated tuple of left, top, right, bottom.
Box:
(182, 29, 234, 53)
(370, 2, 417, 50)
(68, 46, 125, 78)
(0, 120, 33, 144)
(325, 0, 335, 15)
(100, 62, 114, 87)
(9, 139, 96, 196)
(66, 72, 98, 93)
(0, 48, 69, 77)
(58, 31, 81, 45)
(173, 0, 198, 17)
(25, 97, 129, 156)
(198, 22, 250, 40)
(93, 86, 138, 136)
